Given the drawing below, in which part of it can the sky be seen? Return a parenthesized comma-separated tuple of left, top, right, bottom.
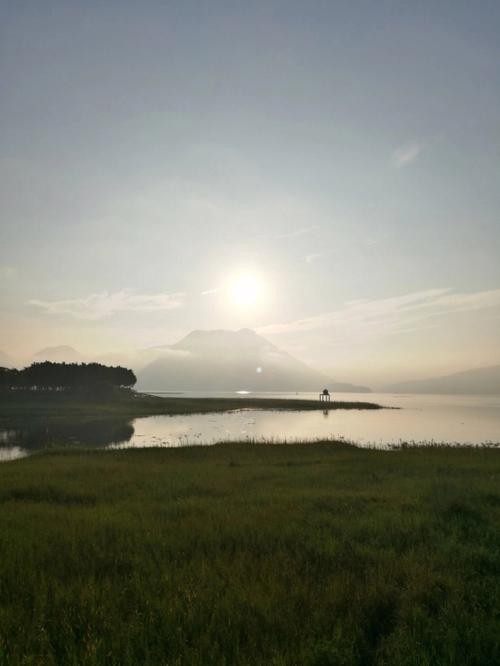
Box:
(1, 1, 499, 385)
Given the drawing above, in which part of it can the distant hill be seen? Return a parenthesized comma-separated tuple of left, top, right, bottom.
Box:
(32, 346, 84, 363)
(385, 365, 500, 395)
(137, 328, 370, 392)
(95, 349, 164, 372)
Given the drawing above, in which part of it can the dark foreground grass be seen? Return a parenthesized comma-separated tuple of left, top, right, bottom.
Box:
(1, 443, 500, 665)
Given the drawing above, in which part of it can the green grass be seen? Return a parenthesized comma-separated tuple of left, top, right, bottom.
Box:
(1, 443, 500, 665)
(0, 390, 383, 418)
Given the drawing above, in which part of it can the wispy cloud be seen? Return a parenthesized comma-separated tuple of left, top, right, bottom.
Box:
(277, 225, 318, 239)
(305, 253, 323, 264)
(259, 288, 500, 344)
(391, 141, 423, 168)
(29, 290, 184, 320)
(259, 225, 319, 241)
(201, 287, 220, 296)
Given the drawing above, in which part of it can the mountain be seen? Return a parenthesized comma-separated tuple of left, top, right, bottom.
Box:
(137, 328, 370, 392)
(385, 365, 500, 395)
(32, 346, 84, 363)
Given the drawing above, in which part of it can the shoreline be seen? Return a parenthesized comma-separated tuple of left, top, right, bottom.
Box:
(2, 437, 499, 466)
(0, 390, 385, 418)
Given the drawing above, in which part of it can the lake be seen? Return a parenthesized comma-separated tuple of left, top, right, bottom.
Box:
(1, 392, 499, 462)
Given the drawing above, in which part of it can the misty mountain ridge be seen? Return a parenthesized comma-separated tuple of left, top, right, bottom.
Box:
(28, 345, 159, 371)
(385, 364, 500, 395)
(33, 346, 84, 363)
(17, 330, 369, 392)
(11, 337, 500, 394)
(174, 328, 267, 353)
(138, 328, 370, 392)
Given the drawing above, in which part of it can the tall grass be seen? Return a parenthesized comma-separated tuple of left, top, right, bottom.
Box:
(0, 442, 499, 664)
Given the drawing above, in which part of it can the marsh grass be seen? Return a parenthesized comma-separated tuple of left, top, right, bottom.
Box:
(1, 442, 499, 664)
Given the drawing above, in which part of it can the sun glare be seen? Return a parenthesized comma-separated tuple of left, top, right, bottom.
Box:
(228, 273, 264, 308)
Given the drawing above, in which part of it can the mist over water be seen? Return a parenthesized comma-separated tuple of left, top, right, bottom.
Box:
(1, 392, 499, 461)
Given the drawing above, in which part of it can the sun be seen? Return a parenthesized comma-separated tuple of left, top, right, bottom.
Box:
(228, 273, 264, 308)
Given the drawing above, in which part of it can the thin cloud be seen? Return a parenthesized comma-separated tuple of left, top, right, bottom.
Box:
(201, 287, 220, 296)
(152, 348, 192, 359)
(258, 288, 500, 342)
(277, 225, 318, 239)
(392, 141, 423, 168)
(259, 225, 319, 241)
(29, 290, 184, 320)
(305, 253, 322, 264)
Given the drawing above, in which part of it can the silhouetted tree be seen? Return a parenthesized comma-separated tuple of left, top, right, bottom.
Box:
(0, 362, 136, 392)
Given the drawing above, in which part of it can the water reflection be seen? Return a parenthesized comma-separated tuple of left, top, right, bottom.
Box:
(1, 393, 500, 462)
(115, 394, 500, 450)
(0, 416, 134, 459)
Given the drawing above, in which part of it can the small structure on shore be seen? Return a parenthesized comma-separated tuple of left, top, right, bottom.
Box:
(319, 388, 331, 402)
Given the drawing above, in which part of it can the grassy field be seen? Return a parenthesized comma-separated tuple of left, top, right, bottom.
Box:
(0, 391, 382, 419)
(0, 443, 499, 665)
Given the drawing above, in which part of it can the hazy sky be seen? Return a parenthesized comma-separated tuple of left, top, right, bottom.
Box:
(1, 1, 499, 384)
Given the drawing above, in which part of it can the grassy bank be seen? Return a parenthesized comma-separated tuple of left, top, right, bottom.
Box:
(1, 443, 500, 665)
(0, 390, 383, 418)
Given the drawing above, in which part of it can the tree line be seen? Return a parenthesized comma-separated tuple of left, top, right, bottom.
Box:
(0, 362, 136, 391)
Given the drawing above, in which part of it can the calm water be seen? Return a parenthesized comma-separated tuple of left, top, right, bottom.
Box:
(1, 392, 500, 461)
